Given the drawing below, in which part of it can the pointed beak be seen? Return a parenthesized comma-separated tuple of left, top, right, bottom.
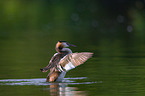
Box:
(67, 43, 77, 47)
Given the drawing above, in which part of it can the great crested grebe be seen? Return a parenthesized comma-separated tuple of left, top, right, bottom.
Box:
(40, 41, 93, 82)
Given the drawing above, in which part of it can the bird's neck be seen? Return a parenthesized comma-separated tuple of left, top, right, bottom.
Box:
(56, 47, 72, 54)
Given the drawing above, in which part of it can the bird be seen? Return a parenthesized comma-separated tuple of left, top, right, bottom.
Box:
(40, 41, 93, 82)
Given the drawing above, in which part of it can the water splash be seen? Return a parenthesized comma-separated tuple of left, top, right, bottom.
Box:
(0, 77, 100, 86)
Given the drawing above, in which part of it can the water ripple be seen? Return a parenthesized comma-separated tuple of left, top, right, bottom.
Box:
(0, 77, 101, 86)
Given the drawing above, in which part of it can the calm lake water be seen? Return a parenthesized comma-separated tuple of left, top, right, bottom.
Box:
(1, 41, 145, 96)
(0, 0, 145, 96)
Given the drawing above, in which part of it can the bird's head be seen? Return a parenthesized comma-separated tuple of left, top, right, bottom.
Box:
(56, 41, 76, 49)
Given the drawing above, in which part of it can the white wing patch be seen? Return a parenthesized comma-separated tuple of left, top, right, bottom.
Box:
(58, 52, 93, 71)
(64, 62, 75, 71)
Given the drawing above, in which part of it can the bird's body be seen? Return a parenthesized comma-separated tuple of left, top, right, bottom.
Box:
(40, 41, 93, 82)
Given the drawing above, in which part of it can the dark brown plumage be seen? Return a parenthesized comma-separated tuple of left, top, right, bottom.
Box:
(40, 41, 93, 82)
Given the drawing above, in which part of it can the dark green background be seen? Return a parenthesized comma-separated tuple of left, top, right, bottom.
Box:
(0, 0, 145, 95)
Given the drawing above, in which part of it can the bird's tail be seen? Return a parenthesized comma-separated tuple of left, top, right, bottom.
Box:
(40, 67, 49, 72)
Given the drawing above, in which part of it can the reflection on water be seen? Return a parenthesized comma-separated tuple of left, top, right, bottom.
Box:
(0, 77, 99, 96)
(49, 84, 86, 96)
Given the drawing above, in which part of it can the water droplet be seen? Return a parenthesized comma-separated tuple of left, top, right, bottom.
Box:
(127, 25, 133, 32)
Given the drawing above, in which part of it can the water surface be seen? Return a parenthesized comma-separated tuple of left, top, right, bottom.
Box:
(0, 77, 99, 96)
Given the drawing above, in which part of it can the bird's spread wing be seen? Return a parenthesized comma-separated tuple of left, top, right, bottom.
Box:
(40, 53, 63, 72)
(58, 52, 93, 71)
(47, 53, 61, 68)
